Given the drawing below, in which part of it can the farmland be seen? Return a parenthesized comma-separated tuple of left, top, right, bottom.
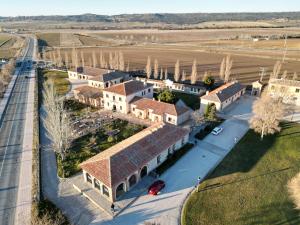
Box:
(39, 28, 300, 84)
(0, 34, 25, 58)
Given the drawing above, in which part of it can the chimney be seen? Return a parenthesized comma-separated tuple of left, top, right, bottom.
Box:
(143, 79, 147, 87)
(206, 91, 209, 95)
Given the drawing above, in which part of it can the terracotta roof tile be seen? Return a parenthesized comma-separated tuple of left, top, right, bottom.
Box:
(104, 80, 153, 96)
(131, 98, 190, 116)
(80, 123, 189, 188)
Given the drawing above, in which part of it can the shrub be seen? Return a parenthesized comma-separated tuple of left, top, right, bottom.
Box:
(107, 136, 114, 143)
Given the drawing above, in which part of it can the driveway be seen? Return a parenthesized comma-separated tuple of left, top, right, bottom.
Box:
(219, 95, 256, 121)
(90, 117, 250, 225)
(41, 94, 254, 225)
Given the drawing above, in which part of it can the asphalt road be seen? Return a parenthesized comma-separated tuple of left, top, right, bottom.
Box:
(0, 38, 34, 225)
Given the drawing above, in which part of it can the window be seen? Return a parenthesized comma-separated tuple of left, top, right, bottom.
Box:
(113, 96, 115, 101)
(119, 97, 122, 101)
(120, 106, 122, 110)
(148, 88, 151, 93)
(296, 89, 300, 93)
(102, 185, 110, 197)
(271, 85, 275, 91)
(139, 112, 142, 117)
(157, 155, 161, 164)
(107, 102, 109, 106)
(168, 117, 172, 122)
(132, 107, 135, 111)
(94, 179, 101, 190)
(106, 94, 109, 98)
(86, 173, 92, 184)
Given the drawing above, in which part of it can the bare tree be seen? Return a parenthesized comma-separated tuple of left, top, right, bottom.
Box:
(145, 56, 152, 79)
(109, 52, 113, 69)
(293, 72, 298, 81)
(99, 50, 105, 68)
(191, 110, 205, 127)
(52, 51, 57, 66)
(182, 70, 186, 82)
(64, 52, 69, 69)
(224, 55, 233, 83)
(160, 68, 164, 80)
(56, 48, 63, 68)
(80, 51, 85, 68)
(119, 51, 125, 71)
(126, 61, 130, 72)
(174, 60, 180, 82)
(250, 93, 285, 140)
(191, 59, 198, 84)
(220, 57, 226, 80)
(153, 59, 159, 79)
(42, 80, 73, 161)
(114, 51, 119, 70)
(282, 70, 288, 79)
(92, 51, 97, 68)
(271, 61, 282, 80)
(71, 48, 78, 69)
(287, 173, 300, 209)
(164, 68, 168, 80)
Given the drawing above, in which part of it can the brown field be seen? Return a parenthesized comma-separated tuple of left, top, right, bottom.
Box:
(0, 34, 24, 58)
(47, 45, 300, 85)
(41, 28, 300, 85)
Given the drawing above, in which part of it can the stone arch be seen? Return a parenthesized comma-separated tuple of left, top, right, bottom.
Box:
(140, 166, 147, 179)
(129, 174, 137, 187)
(115, 183, 125, 199)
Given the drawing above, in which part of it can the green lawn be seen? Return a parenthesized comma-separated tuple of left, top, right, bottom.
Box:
(57, 119, 145, 178)
(43, 70, 71, 95)
(182, 122, 300, 225)
(173, 92, 200, 110)
(153, 91, 200, 110)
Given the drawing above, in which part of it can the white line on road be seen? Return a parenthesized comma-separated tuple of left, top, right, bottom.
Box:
(0, 75, 26, 177)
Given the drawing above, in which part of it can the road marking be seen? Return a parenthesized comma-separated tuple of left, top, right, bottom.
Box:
(0, 74, 27, 177)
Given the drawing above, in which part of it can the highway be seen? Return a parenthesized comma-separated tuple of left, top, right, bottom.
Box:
(0, 38, 35, 225)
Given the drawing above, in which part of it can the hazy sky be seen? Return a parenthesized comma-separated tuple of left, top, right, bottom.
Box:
(1, 0, 300, 16)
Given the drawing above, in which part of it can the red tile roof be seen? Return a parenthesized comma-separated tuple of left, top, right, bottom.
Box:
(80, 123, 189, 188)
(103, 80, 153, 96)
(131, 97, 190, 116)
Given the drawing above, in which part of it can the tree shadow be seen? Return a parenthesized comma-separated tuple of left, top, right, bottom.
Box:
(208, 129, 276, 179)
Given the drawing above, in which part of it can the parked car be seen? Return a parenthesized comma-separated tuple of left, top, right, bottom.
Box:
(211, 127, 223, 135)
(148, 180, 165, 195)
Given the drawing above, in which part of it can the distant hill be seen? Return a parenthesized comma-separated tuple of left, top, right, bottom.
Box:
(1, 12, 300, 24)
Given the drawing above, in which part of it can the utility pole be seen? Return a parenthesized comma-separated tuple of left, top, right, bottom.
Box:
(282, 34, 288, 63)
(259, 67, 267, 82)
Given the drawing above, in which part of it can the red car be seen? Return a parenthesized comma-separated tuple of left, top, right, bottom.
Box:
(148, 180, 165, 195)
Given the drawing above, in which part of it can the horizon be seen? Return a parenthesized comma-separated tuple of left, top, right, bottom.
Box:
(2, 11, 300, 18)
(1, 0, 300, 17)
